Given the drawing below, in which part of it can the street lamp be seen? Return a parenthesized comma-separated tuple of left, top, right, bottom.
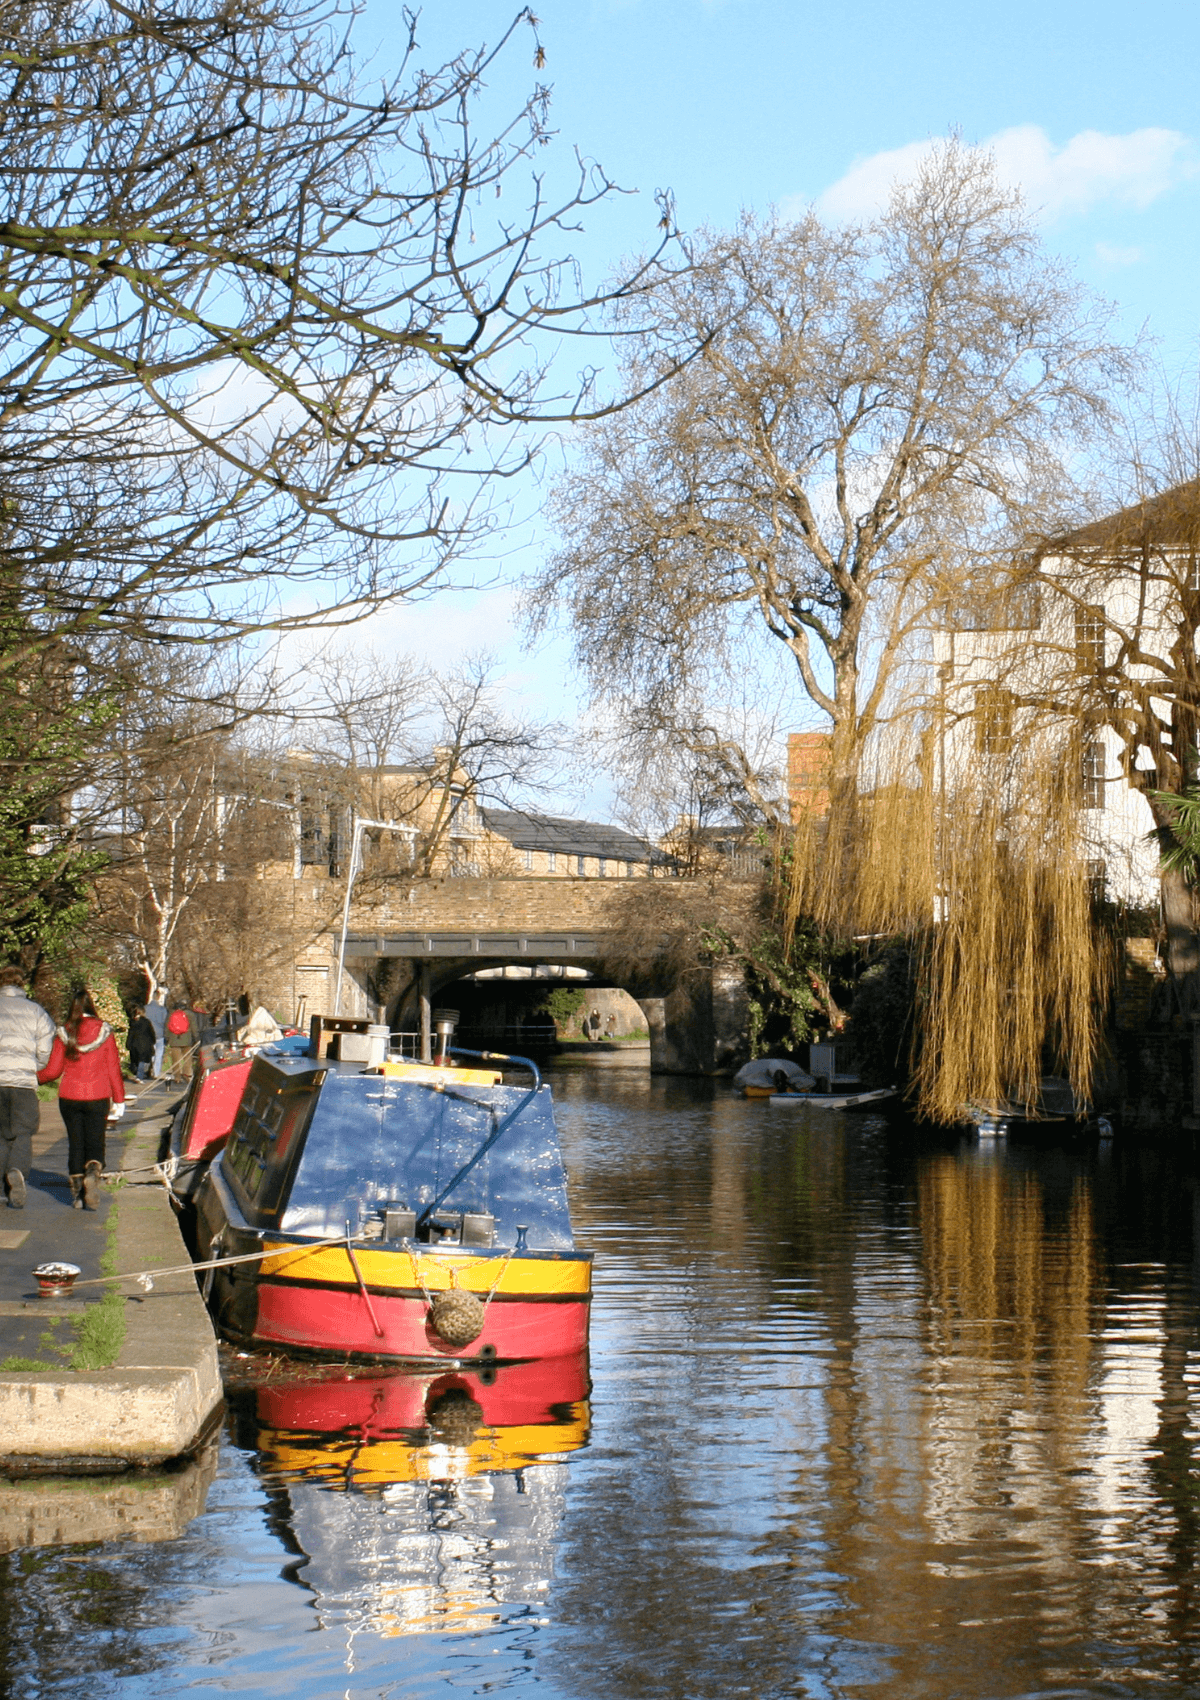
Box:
(333, 816, 418, 1017)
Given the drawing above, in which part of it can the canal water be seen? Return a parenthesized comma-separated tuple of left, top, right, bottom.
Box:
(3, 1063, 1200, 1698)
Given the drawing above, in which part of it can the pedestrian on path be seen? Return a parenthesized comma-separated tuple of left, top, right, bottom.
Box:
(0, 966, 55, 1209)
(39, 989, 125, 1210)
(145, 988, 168, 1078)
(165, 1002, 192, 1080)
(127, 1005, 155, 1080)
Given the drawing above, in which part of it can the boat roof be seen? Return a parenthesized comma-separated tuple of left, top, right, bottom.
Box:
(220, 1055, 576, 1248)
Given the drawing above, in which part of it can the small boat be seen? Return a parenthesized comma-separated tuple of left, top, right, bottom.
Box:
(772, 1087, 897, 1110)
(734, 1057, 815, 1098)
(961, 1076, 1114, 1142)
(167, 1047, 255, 1202)
(193, 1035, 591, 1369)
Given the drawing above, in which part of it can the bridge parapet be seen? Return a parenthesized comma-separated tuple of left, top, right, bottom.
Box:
(346, 874, 656, 937)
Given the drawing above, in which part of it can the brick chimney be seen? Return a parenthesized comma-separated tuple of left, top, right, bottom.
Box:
(788, 732, 831, 820)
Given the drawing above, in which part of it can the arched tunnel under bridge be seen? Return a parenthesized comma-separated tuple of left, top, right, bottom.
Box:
(338, 924, 747, 1076)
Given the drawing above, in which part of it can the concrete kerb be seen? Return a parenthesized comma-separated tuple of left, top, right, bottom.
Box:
(0, 1119, 223, 1473)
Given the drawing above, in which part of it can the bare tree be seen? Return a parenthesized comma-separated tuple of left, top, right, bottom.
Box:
(411, 656, 562, 875)
(0, 0, 684, 668)
(94, 698, 296, 993)
(281, 644, 563, 877)
(532, 141, 1128, 884)
(1026, 447, 1200, 985)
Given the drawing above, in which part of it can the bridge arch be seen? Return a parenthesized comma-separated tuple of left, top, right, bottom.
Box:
(340, 931, 744, 1075)
(335, 878, 749, 1075)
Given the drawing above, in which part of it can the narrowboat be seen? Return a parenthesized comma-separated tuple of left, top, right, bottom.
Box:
(167, 1032, 310, 1203)
(193, 1046, 591, 1368)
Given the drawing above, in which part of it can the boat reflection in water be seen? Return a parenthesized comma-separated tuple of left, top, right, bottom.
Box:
(239, 1351, 589, 1637)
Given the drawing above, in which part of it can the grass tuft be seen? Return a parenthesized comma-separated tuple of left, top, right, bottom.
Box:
(67, 1289, 125, 1372)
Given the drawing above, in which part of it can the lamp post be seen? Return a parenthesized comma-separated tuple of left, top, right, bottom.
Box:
(333, 816, 418, 1017)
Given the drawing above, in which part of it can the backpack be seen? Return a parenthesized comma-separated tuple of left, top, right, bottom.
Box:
(166, 1008, 190, 1036)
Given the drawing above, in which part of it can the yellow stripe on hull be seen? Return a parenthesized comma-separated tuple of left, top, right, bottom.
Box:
(260, 1413, 590, 1484)
(259, 1240, 592, 1296)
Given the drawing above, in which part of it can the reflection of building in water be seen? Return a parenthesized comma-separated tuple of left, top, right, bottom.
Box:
(252, 1356, 589, 1637)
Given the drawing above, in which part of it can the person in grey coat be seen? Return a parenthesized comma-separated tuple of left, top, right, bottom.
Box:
(0, 966, 55, 1207)
(145, 988, 168, 1079)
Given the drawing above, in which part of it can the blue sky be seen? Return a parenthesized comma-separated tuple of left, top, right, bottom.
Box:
(338, 0, 1200, 813)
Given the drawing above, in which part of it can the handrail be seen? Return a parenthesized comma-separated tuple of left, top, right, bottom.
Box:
(414, 1047, 541, 1232)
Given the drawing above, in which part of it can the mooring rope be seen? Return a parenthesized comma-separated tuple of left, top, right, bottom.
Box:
(65, 1233, 527, 1296)
(65, 1232, 352, 1292)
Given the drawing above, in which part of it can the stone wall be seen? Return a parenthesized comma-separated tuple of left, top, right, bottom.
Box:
(351, 875, 675, 936)
(1114, 1028, 1195, 1136)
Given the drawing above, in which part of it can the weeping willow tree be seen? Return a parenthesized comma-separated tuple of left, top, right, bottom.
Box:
(782, 655, 1117, 1119)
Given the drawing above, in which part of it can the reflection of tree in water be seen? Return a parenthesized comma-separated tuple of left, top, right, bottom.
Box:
(550, 1072, 1200, 1700)
(550, 1089, 888, 1700)
(0, 1544, 177, 1693)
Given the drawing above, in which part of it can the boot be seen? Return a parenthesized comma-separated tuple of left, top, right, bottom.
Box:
(69, 1174, 83, 1210)
(81, 1160, 102, 1212)
(5, 1170, 25, 1209)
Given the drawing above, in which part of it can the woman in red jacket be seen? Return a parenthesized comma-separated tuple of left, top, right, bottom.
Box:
(40, 989, 125, 1210)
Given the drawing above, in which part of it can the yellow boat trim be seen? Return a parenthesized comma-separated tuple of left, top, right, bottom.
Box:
(260, 1412, 589, 1484)
(382, 1061, 501, 1086)
(259, 1240, 592, 1296)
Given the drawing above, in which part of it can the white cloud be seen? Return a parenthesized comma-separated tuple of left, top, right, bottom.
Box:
(812, 125, 1198, 225)
(1095, 241, 1144, 267)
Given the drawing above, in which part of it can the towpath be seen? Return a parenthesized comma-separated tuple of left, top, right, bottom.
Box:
(0, 1078, 221, 1471)
(0, 1083, 182, 1365)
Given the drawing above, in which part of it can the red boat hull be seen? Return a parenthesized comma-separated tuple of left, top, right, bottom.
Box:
(252, 1279, 589, 1363)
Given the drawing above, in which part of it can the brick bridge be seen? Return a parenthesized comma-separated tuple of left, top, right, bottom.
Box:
(335, 876, 748, 1075)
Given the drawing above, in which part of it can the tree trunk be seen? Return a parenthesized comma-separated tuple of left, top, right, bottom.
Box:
(1160, 860, 1200, 986)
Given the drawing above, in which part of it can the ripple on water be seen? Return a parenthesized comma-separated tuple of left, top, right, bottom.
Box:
(2, 1073, 1200, 1699)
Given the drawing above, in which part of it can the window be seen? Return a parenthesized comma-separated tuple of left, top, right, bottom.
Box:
(547, 850, 556, 873)
(974, 686, 1015, 756)
(299, 804, 325, 867)
(1075, 604, 1105, 674)
(598, 857, 608, 877)
(1081, 736, 1105, 810)
(523, 848, 533, 872)
(577, 854, 586, 877)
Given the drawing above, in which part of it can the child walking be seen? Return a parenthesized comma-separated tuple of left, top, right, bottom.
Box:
(39, 989, 126, 1209)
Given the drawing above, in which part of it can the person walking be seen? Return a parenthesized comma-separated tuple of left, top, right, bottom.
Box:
(0, 966, 55, 1208)
(39, 989, 125, 1209)
(145, 988, 168, 1078)
(127, 1005, 156, 1081)
(165, 1001, 193, 1080)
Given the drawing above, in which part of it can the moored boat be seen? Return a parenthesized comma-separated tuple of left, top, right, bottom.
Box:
(194, 1043, 591, 1368)
(167, 1028, 313, 1202)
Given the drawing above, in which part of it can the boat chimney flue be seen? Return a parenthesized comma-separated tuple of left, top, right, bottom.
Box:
(432, 1008, 459, 1068)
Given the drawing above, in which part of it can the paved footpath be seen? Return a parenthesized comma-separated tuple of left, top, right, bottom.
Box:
(0, 1077, 221, 1472)
(0, 1082, 180, 1365)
